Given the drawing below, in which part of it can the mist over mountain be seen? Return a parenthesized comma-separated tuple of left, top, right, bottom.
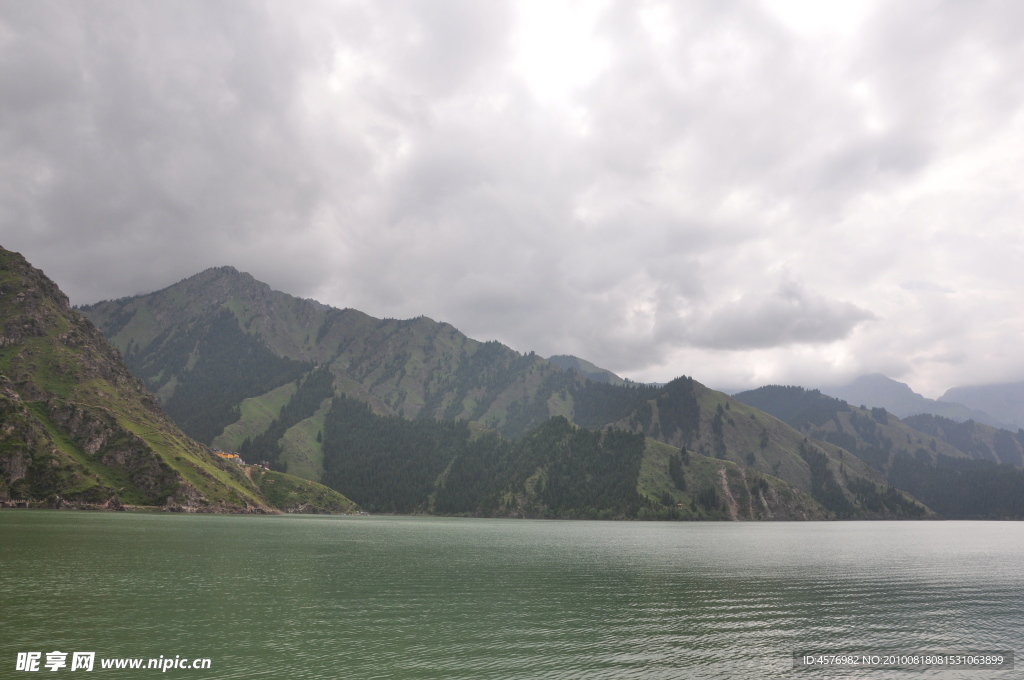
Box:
(940, 382, 1024, 430)
(818, 374, 1006, 427)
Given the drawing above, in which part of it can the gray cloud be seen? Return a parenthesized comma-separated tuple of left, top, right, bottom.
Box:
(3, 0, 1024, 396)
(684, 280, 874, 350)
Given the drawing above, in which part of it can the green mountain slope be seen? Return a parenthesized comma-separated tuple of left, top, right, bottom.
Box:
(547, 354, 628, 385)
(607, 379, 930, 518)
(80, 267, 575, 442)
(901, 413, 1024, 467)
(0, 247, 356, 514)
(79, 267, 935, 519)
(81, 267, 675, 472)
(317, 396, 834, 520)
(250, 467, 358, 514)
(735, 385, 977, 469)
(734, 385, 1024, 518)
(636, 437, 832, 520)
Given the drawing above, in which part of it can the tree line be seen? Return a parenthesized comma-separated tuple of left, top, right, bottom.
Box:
(320, 395, 649, 518)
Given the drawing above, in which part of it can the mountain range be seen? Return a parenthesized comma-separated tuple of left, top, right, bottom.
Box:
(0, 247, 356, 513)
(816, 374, 1013, 428)
(76, 264, 935, 520)
(8, 250, 1022, 519)
(734, 385, 1024, 518)
(940, 381, 1024, 430)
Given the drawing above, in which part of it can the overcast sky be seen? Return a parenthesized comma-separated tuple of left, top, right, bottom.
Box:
(3, 0, 1024, 397)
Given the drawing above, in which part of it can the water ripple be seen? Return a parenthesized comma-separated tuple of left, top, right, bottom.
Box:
(2, 514, 1022, 679)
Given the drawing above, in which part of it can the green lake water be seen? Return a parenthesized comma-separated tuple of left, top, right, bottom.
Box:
(1, 512, 1021, 679)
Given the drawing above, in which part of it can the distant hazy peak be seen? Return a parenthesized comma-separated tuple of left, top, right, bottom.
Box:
(940, 381, 1024, 430)
(850, 373, 915, 391)
(817, 373, 1006, 428)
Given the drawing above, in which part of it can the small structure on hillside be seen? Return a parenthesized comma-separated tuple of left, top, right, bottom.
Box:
(213, 450, 244, 464)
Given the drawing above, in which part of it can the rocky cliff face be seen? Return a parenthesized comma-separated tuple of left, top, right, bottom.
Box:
(0, 247, 274, 510)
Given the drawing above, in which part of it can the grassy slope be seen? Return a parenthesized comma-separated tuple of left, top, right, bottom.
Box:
(706, 389, 936, 517)
(637, 438, 829, 520)
(601, 382, 930, 518)
(89, 268, 328, 364)
(278, 399, 331, 482)
(249, 467, 358, 514)
(0, 249, 354, 513)
(212, 382, 298, 452)
(547, 354, 627, 385)
(901, 413, 1024, 467)
(320, 312, 560, 428)
(732, 385, 974, 468)
(824, 407, 966, 464)
(0, 253, 264, 508)
(76, 266, 931, 519)
(83, 272, 567, 437)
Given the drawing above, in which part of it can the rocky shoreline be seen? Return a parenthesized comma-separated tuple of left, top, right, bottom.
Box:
(0, 497, 278, 513)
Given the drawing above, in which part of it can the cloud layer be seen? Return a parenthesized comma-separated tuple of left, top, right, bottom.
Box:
(3, 0, 1024, 396)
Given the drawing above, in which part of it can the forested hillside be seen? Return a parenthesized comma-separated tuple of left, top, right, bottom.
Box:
(734, 385, 1024, 518)
(546, 354, 628, 385)
(81, 267, 571, 439)
(78, 266, 931, 520)
(902, 413, 1024, 466)
(317, 397, 853, 520)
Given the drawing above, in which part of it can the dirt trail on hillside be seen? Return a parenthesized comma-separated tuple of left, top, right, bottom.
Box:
(718, 468, 739, 521)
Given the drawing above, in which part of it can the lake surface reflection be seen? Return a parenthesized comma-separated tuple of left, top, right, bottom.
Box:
(2, 512, 1020, 679)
